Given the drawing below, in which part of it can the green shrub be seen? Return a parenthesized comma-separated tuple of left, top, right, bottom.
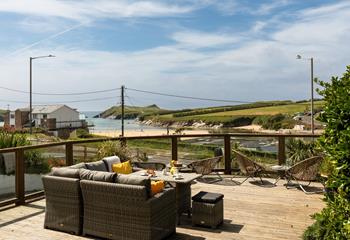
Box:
(286, 138, 320, 166)
(96, 141, 131, 162)
(303, 67, 350, 239)
(24, 150, 50, 174)
(0, 131, 29, 148)
(76, 128, 93, 138)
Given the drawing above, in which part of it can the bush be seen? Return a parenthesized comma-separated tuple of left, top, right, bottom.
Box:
(96, 141, 131, 162)
(24, 150, 50, 174)
(303, 67, 350, 239)
(0, 131, 29, 148)
(286, 138, 320, 166)
(76, 128, 93, 138)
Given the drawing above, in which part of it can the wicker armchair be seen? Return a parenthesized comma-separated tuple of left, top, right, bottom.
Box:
(232, 150, 266, 185)
(285, 156, 323, 194)
(80, 180, 176, 240)
(42, 175, 83, 235)
(188, 156, 223, 183)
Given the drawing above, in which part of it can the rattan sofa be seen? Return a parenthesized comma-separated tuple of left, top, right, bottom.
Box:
(42, 157, 176, 240)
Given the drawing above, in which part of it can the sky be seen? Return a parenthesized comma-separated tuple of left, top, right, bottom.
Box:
(0, 0, 349, 111)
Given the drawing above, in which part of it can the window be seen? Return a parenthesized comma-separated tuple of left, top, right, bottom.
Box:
(43, 114, 47, 119)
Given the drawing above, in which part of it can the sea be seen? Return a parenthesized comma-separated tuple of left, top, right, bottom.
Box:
(81, 111, 164, 132)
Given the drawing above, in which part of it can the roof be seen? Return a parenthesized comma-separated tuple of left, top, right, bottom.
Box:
(16, 105, 79, 114)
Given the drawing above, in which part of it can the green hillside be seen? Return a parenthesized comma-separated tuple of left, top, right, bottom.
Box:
(144, 100, 325, 128)
(96, 104, 169, 119)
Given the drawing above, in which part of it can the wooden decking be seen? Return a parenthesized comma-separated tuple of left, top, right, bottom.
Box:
(0, 177, 324, 240)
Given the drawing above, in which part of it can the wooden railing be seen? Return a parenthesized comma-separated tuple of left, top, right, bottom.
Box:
(0, 133, 320, 208)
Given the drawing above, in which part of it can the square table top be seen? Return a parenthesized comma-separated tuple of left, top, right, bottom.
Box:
(130, 170, 202, 184)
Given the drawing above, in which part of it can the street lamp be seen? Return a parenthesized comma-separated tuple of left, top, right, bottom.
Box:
(29, 55, 55, 134)
(297, 54, 314, 134)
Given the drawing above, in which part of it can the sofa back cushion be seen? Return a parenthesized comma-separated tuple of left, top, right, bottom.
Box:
(68, 162, 87, 169)
(115, 174, 151, 197)
(79, 169, 116, 182)
(85, 160, 107, 172)
(51, 167, 80, 179)
(102, 156, 121, 172)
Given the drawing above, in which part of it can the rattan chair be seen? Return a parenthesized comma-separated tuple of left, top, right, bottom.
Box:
(232, 150, 266, 185)
(285, 156, 323, 194)
(188, 156, 223, 183)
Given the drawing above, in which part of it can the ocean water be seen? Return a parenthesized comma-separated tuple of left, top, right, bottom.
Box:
(81, 112, 164, 132)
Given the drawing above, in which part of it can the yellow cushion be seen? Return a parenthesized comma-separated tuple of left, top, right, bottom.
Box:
(112, 161, 133, 174)
(151, 180, 165, 195)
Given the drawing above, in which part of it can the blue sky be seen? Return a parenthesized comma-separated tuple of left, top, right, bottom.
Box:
(0, 0, 349, 111)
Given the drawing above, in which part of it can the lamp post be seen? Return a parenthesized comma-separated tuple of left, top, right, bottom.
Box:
(297, 55, 314, 134)
(29, 55, 55, 134)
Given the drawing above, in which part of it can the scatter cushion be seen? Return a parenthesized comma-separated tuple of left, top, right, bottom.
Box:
(102, 156, 121, 172)
(151, 180, 165, 196)
(79, 169, 116, 182)
(115, 174, 151, 197)
(85, 160, 108, 172)
(51, 167, 80, 179)
(192, 191, 224, 203)
(68, 162, 87, 169)
(112, 160, 133, 174)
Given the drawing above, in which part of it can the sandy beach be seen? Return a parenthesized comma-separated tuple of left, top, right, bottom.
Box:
(91, 129, 210, 137)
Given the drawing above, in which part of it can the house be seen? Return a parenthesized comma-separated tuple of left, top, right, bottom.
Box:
(4, 105, 87, 138)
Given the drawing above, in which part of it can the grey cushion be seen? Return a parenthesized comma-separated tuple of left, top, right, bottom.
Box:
(102, 156, 121, 172)
(115, 174, 151, 197)
(68, 162, 87, 169)
(192, 191, 224, 203)
(51, 167, 80, 179)
(79, 169, 116, 182)
(85, 160, 107, 172)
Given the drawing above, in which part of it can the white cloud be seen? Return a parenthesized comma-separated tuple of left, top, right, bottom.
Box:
(0, 0, 195, 22)
(1, 1, 350, 111)
(172, 31, 241, 48)
(254, 0, 290, 15)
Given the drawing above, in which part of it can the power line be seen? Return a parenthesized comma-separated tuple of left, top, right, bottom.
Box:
(0, 86, 121, 95)
(0, 96, 118, 104)
(126, 87, 253, 104)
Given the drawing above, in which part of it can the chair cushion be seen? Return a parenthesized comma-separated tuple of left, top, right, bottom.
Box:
(85, 160, 107, 172)
(192, 191, 224, 203)
(102, 156, 121, 172)
(51, 167, 80, 179)
(68, 162, 87, 169)
(151, 180, 165, 196)
(79, 169, 116, 182)
(112, 161, 133, 174)
(115, 174, 151, 197)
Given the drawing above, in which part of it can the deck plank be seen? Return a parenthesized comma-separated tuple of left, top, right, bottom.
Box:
(0, 177, 324, 240)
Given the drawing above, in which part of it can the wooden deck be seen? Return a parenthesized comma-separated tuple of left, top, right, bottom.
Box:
(0, 177, 324, 240)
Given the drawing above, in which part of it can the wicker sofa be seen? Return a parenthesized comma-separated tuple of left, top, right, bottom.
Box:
(42, 157, 176, 240)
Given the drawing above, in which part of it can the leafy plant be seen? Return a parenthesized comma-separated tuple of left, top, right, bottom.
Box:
(0, 131, 29, 148)
(96, 140, 131, 162)
(303, 67, 350, 239)
(24, 150, 50, 174)
(286, 138, 320, 166)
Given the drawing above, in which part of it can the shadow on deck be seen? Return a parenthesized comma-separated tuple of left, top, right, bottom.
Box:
(0, 177, 324, 240)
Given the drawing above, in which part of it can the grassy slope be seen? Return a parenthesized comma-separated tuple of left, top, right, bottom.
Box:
(149, 101, 325, 123)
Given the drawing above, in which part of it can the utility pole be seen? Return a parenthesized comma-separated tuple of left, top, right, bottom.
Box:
(310, 57, 314, 135)
(30, 57, 33, 134)
(121, 85, 125, 137)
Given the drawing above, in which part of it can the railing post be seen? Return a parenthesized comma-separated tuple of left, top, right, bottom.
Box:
(65, 142, 73, 166)
(171, 136, 178, 161)
(278, 136, 286, 165)
(224, 135, 232, 174)
(15, 149, 25, 205)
